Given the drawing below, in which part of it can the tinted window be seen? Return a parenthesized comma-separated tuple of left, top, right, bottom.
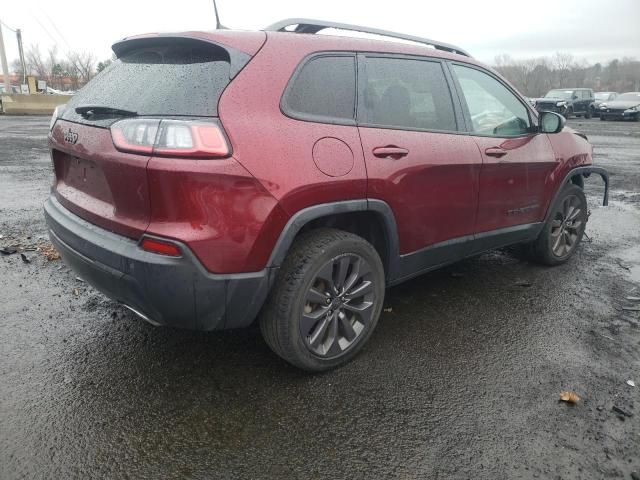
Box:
(284, 56, 356, 121)
(360, 57, 456, 131)
(453, 64, 531, 136)
(63, 43, 232, 123)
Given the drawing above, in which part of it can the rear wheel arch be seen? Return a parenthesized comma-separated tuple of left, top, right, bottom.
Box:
(267, 200, 400, 282)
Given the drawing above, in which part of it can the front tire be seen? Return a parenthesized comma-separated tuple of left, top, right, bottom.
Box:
(260, 229, 385, 371)
(585, 108, 592, 119)
(529, 184, 588, 266)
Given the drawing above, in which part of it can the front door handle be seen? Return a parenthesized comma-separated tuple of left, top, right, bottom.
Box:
(372, 146, 409, 160)
(485, 147, 507, 158)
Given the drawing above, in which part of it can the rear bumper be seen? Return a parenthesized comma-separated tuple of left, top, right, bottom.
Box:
(44, 196, 274, 330)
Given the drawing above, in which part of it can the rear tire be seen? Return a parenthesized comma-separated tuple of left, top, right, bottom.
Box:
(260, 228, 385, 372)
(529, 184, 588, 266)
(600, 115, 606, 121)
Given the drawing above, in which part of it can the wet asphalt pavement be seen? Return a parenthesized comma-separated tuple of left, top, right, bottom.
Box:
(1, 116, 639, 479)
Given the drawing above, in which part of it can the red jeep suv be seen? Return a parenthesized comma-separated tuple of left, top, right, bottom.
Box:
(45, 19, 608, 371)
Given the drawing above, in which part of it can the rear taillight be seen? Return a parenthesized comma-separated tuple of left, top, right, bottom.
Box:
(49, 105, 66, 131)
(110, 118, 230, 158)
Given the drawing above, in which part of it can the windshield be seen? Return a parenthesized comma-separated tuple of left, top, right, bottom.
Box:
(616, 93, 640, 102)
(63, 42, 232, 124)
(595, 93, 610, 101)
(545, 90, 574, 99)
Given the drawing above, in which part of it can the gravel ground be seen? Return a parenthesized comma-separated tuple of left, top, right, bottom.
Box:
(0, 116, 639, 480)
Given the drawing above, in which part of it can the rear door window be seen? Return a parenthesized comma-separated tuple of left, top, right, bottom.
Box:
(63, 42, 233, 125)
(358, 56, 457, 132)
(282, 55, 356, 123)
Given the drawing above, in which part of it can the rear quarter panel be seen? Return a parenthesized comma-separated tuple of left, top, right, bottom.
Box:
(217, 34, 368, 217)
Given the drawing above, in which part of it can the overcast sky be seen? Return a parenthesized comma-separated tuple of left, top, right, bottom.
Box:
(1, 0, 638, 69)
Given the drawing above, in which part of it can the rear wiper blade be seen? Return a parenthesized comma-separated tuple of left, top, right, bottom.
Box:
(75, 105, 138, 117)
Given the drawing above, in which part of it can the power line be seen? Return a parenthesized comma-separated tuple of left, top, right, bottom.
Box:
(30, 13, 59, 47)
(0, 20, 16, 33)
(44, 12, 71, 51)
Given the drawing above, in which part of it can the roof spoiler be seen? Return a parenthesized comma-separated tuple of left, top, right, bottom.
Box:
(111, 34, 251, 78)
(264, 18, 471, 57)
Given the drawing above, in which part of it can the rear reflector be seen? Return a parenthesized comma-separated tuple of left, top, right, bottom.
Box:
(140, 237, 181, 257)
(111, 118, 230, 158)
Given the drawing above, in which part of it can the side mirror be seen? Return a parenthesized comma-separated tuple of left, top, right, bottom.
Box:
(539, 111, 566, 134)
(572, 94, 578, 100)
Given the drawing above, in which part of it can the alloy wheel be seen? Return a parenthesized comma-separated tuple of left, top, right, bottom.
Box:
(300, 254, 376, 358)
(550, 194, 584, 257)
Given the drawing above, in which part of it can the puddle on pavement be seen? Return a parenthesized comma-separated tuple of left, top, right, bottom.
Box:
(629, 265, 640, 283)
(614, 245, 640, 283)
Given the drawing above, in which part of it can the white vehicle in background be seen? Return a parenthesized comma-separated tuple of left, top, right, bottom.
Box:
(599, 92, 640, 121)
(46, 87, 75, 96)
(593, 92, 618, 117)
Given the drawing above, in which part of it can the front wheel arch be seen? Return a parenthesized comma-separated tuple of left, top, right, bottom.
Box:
(544, 167, 609, 225)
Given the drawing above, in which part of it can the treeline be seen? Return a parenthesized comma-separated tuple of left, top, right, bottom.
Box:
(493, 52, 640, 97)
(11, 44, 113, 91)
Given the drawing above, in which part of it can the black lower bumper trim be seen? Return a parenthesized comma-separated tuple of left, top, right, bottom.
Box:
(44, 196, 273, 330)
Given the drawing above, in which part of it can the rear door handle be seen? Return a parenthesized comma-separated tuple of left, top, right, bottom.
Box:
(372, 146, 409, 160)
(485, 147, 507, 158)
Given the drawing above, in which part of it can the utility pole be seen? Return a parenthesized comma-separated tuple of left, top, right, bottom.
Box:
(0, 20, 11, 93)
(16, 29, 26, 85)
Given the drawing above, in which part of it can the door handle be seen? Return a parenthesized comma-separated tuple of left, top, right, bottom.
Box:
(372, 146, 409, 160)
(485, 147, 507, 158)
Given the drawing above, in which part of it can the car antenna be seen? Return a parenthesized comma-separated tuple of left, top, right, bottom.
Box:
(212, 0, 228, 29)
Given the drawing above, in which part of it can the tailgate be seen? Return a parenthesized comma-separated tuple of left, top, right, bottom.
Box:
(50, 120, 151, 238)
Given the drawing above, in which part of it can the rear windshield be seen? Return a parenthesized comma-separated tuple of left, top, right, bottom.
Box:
(63, 43, 231, 124)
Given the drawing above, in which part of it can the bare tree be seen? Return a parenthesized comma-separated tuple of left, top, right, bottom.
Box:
(68, 51, 95, 84)
(552, 52, 576, 86)
(492, 53, 640, 96)
(25, 45, 47, 79)
(10, 58, 28, 79)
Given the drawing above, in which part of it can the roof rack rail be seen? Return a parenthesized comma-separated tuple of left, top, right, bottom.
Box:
(264, 18, 471, 57)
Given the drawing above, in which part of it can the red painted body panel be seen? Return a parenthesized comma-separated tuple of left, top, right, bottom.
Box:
(145, 156, 288, 273)
(358, 127, 482, 253)
(542, 128, 593, 211)
(218, 34, 368, 218)
(472, 133, 557, 232)
(50, 120, 151, 238)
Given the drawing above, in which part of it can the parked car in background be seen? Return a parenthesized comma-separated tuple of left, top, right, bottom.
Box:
(593, 92, 618, 116)
(599, 92, 640, 121)
(535, 88, 594, 118)
(45, 19, 609, 371)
